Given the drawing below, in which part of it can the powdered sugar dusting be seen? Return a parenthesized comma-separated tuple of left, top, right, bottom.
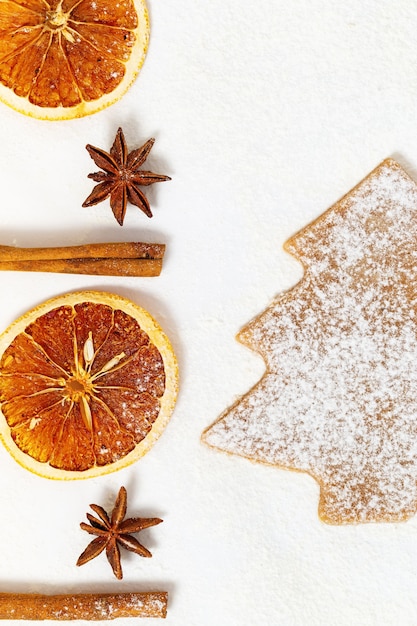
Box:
(203, 159, 417, 524)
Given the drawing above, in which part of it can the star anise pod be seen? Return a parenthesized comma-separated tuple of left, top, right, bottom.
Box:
(82, 127, 171, 226)
(76, 486, 162, 580)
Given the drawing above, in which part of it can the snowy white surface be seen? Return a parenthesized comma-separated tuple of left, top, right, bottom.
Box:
(0, 1, 417, 625)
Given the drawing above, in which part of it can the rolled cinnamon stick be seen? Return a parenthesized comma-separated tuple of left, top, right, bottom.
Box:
(0, 242, 165, 261)
(0, 242, 165, 277)
(0, 591, 168, 620)
(0, 257, 162, 277)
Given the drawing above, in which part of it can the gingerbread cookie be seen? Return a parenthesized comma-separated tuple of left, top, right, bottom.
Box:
(203, 159, 417, 524)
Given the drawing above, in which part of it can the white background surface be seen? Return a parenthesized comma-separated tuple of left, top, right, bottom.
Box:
(1, 1, 417, 625)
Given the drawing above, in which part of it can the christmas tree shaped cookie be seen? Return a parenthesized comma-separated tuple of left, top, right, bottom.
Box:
(203, 159, 417, 524)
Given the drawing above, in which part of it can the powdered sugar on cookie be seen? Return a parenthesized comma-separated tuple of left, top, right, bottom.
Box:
(203, 159, 417, 524)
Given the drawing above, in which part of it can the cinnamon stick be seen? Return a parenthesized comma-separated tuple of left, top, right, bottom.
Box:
(0, 242, 165, 277)
(0, 591, 168, 620)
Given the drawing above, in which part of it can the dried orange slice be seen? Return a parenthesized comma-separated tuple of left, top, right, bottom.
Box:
(0, 0, 149, 120)
(0, 291, 178, 479)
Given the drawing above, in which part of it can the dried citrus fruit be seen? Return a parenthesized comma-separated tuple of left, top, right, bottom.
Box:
(0, 291, 178, 479)
(0, 0, 149, 120)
